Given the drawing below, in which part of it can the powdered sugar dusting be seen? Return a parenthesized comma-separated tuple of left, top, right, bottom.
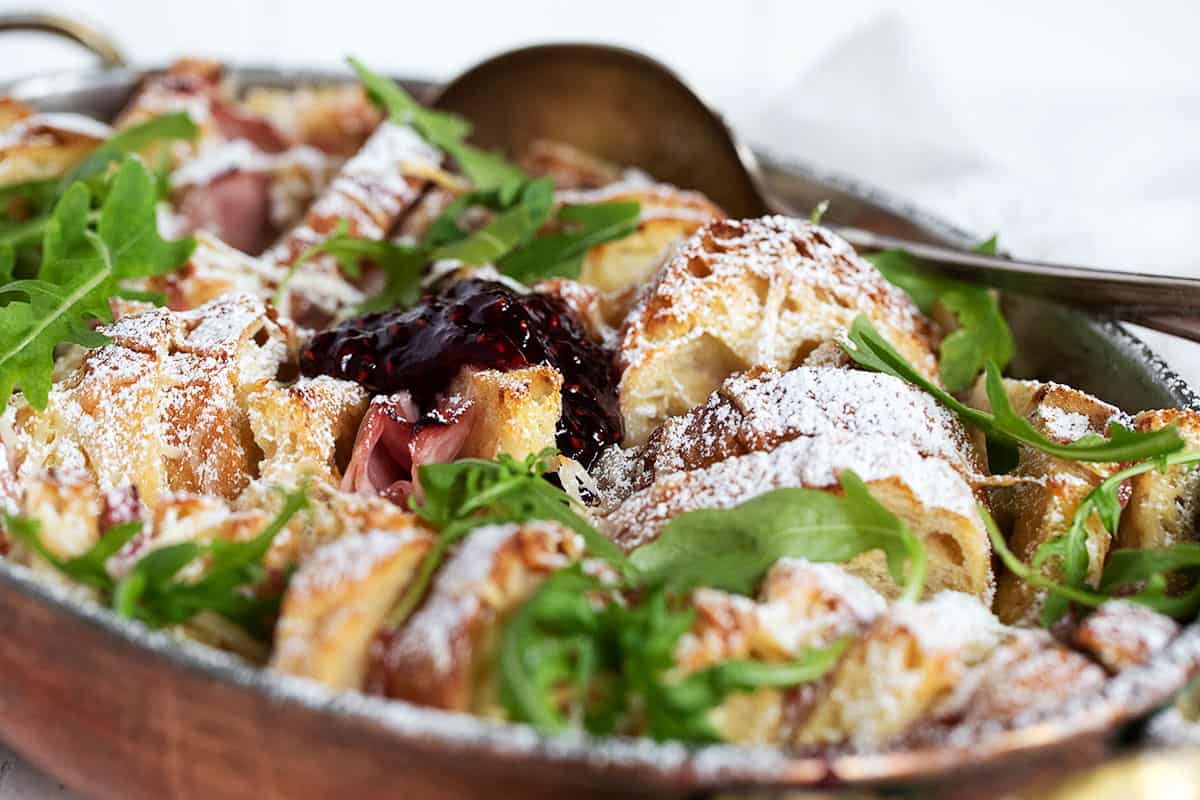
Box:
(597, 366, 981, 505)
(289, 527, 426, 600)
(601, 431, 978, 550)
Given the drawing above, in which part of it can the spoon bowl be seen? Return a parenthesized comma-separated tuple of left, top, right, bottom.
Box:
(429, 43, 771, 218)
(432, 43, 1200, 342)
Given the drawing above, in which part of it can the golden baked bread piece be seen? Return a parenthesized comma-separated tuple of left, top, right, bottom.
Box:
(1070, 600, 1179, 673)
(600, 431, 994, 602)
(796, 592, 1003, 749)
(14, 471, 103, 561)
(368, 521, 582, 712)
(595, 366, 983, 508)
(675, 559, 885, 745)
(616, 216, 940, 444)
(795, 591, 1102, 750)
(968, 378, 1125, 624)
(0, 98, 32, 131)
(1117, 409, 1200, 554)
(271, 526, 433, 689)
(1, 295, 294, 506)
(263, 121, 446, 326)
(450, 366, 563, 461)
(902, 627, 1106, 748)
(245, 375, 368, 486)
(0, 110, 109, 188)
(242, 84, 382, 157)
(147, 232, 364, 317)
(556, 178, 724, 318)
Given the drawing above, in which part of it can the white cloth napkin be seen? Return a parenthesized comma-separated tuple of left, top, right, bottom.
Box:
(739, 15, 1200, 389)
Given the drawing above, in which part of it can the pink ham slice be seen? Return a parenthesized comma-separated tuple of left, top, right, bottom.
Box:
(176, 169, 276, 255)
(342, 392, 476, 505)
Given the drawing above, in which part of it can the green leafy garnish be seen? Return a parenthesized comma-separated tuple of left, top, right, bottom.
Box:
(274, 219, 427, 314)
(498, 200, 641, 283)
(431, 179, 555, 266)
(1033, 450, 1200, 625)
(984, 502, 1200, 621)
(838, 315, 1185, 464)
(809, 200, 829, 225)
(0, 158, 196, 411)
(4, 516, 142, 592)
(345, 59, 642, 291)
(388, 449, 632, 628)
(498, 565, 848, 740)
(629, 469, 926, 601)
(349, 58, 525, 195)
(1, 113, 198, 259)
(869, 237, 1013, 392)
(4, 484, 308, 638)
(1099, 546, 1200, 619)
(59, 112, 198, 193)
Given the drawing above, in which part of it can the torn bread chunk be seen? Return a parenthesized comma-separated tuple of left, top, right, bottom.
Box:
(450, 366, 563, 462)
(676, 559, 885, 745)
(271, 526, 433, 689)
(1117, 409, 1200, 557)
(263, 121, 445, 326)
(1, 294, 295, 506)
(616, 216, 939, 444)
(968, 378, 1126, 624)
(554, 177, 724, 319)
(146, 232, 364, 317)
(796, 592, 1004, 750)
(245, 375, 368, 486)
(367, 521, 582, 713)
(242, 83, 382, 157)
(0, 110, 109, 188)
(594, 366, 983, 510)
(1070, 600, 1179, 673)
(796, 591, 1105, 751)
(600, 432, 993, 602)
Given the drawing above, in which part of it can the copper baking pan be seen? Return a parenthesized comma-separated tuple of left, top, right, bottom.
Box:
(2, 14, 1199, 800)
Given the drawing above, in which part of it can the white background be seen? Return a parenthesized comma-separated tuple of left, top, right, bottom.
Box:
(1, 1, 1199, 795)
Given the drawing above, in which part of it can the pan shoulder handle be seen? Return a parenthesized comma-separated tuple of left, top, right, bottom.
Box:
(0, 12, 125, 68)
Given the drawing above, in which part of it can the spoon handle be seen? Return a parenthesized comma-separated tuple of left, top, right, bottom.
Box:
(832, 226, 1200, 343)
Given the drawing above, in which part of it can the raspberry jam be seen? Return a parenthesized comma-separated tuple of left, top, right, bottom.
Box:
(300, 279, 622, 466)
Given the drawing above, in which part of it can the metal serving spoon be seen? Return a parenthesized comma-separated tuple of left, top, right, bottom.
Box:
(430, 43, 1200, 343)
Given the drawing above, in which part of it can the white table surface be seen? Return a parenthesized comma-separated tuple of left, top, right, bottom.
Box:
(1, 1, 1198, 795)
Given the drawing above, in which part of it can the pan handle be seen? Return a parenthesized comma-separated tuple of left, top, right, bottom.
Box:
(0, 12, 126, 68)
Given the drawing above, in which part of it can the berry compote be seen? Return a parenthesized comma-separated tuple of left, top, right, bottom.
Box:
(300, 279, 622, 466)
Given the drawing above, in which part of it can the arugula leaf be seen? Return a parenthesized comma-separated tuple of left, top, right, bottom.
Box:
(498, 565, 848, 740)
(985, 498, 1200, 621)
(1034, 449, 1200, 625)
(349, 58, 525, 194)
(1100, 549, 1200, 619)
(0, 158, 196, 411)
(388, 450, 632, 628)
(499, 200, 641, 283)
(113, 485, 308, 637)
(809, 200, 829, 225)
(5, 485, 308, 638)
(838, 314, 1185, 464)
(647, 636, 849, 742)
(629, 469, 926, 601)
(869, 237, 1013, 392)
(431, 179, 555, 266)
(275, 219, 427, 314)
(3, 515, 141, 592)
(59, 112, 198, 193)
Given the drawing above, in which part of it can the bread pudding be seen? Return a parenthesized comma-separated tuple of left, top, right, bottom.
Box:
(2, 57, 1198, 763)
